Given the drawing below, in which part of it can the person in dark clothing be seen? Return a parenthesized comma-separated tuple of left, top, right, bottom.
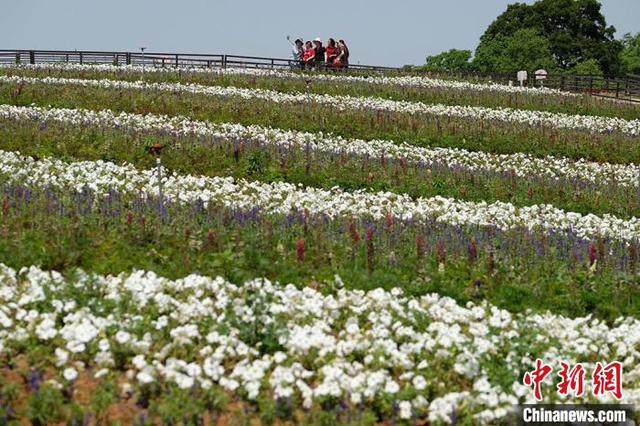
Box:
(313, 38, 326, 67)
(336, 39, 350, 69)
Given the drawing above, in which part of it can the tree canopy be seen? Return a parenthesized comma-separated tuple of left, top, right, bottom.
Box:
(424, 49, 473, 71)
(620, 33, 640, 75)
(473, 28, 556, 74)
(476, 0, 623, 75)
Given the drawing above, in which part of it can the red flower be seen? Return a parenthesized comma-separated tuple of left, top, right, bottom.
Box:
(296, 238, 305, 262)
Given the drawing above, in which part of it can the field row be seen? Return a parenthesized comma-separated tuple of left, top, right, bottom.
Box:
(1, 63, 576, 96)
(1, 149, 639, 244)
(3, 104, 636, 189)
(3, 78, 637, 165)
(5, 63, 639, 120)
(2, 74, 638, 136)
(0, 263, 638, 424)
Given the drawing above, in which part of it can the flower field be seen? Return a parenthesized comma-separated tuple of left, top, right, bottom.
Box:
(0, 64, 639, 424)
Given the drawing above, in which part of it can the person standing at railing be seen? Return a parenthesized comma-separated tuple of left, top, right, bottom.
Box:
(336, 39, 349, 69)
(313, 38, 326, 68)
(325, 38, 338, 67)
(303, 41, 315, 68)
(291, 39, 304, 66)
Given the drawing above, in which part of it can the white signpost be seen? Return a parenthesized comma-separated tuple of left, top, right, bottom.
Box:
(535, 69, 548, 87)
(517, 70, 528, 87)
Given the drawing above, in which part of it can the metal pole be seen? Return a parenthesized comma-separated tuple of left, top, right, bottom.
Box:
(140, 47, 146, 75)
(156, 157, 163, 207)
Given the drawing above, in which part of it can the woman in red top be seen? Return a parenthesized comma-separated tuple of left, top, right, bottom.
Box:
(302, 41, 315, 68)
(325, 38, 338, 68)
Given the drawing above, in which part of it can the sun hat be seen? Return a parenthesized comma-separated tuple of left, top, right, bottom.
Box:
(314, 37, 322, 42)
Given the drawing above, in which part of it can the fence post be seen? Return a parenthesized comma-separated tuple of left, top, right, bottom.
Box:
(222, 54, 227, 69)
(175, 54, 179, 67)
(29, 50, 35, 64)
(15, 53, 20, 65)
(79, 52, 83, 64)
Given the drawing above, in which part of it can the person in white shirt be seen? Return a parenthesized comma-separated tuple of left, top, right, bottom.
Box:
(291, 39, 304, 64)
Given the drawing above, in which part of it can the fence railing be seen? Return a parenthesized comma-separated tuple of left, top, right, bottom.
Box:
(0, 49, 399, 74)
(0, 49, 639, 102)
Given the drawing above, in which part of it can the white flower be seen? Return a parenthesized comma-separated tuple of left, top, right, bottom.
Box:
(54, 348, 69, 367)
(35, 317, 57, 340)
(94, 368, 110, 379)
(63, 367, 78, 381)
(412, 375, 427, 391)
(115, 330, 131, 344)
(384, 380, 400, 394)
(137, 370, 155, 384)
(399, 401, 412, 419)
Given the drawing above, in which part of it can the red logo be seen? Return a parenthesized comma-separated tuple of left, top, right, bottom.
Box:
(592, 361, 623, 400)
(557, 362, 586, 397)
(523, 359, 553, 401)
(523, 360, 623, 401)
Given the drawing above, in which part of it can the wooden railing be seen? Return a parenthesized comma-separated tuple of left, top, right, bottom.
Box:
(0, 49, 399, 74)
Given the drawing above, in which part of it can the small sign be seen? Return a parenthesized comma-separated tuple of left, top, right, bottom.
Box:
(517, 71, 528, 87)
(535, 69, 548, 80)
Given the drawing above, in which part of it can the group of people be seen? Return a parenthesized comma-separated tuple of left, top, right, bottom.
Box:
(291, 38, 349, 69)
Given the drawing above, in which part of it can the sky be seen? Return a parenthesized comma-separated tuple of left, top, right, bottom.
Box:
(1, 1, 638, 67)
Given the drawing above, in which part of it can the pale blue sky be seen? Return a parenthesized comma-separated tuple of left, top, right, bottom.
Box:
(1, 1, 638, 66)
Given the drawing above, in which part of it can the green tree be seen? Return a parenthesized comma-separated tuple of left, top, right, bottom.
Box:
(568, 58, 603, 76)
(424, 49, 473, 71)
(477, 0, 623, 75)
(473, 28, 556, 74)
(620, 33, 640, 75)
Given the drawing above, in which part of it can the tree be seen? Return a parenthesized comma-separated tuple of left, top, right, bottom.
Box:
(424, 49, 473, 71)
(473, 28, 556, 74)
(477, 0, 623, 75)
(620, 33, 640, 75)
(568, 58, 603, 76)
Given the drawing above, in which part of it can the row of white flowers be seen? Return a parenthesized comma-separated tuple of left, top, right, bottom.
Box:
(0, 62, 579, 97)
(2, 104, 637, 188)
(1, 149, 639, 242)
(1, 74, 638, 136)
(1, 264, 638, 422)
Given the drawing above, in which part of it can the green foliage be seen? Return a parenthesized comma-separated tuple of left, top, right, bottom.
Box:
(477, 0, 623, 75)
(27, 385, 66, 425)
(620, 32, 640, 75)
(568, 58, 603, 76)
(473, 28, 557, 74)
(90, 379, 118, 420)
(424, 49, 473, 71)
(0, 379, 20, 422)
